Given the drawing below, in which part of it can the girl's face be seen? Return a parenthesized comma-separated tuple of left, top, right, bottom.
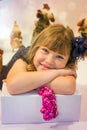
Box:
(33, 46, 69, 71)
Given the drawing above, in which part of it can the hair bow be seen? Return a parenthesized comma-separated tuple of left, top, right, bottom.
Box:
(72, 36, 87, 61)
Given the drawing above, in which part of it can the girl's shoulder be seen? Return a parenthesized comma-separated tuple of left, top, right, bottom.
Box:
(13, 58, 28, 68)
(8, 59, 28, 74)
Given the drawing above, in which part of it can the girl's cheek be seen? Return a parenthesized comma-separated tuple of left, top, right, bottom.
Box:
(56, 61, 66, 69)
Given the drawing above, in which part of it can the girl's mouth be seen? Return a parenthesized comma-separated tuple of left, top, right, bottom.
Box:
(40, 63, 51, 70)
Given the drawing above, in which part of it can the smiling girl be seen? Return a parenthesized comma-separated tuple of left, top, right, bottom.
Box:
(6, 24, 79, 95)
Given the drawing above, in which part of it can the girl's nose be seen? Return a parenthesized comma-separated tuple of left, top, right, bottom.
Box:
(45, 55, 54, 65)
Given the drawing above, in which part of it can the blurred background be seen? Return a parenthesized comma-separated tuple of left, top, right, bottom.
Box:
(0, 0, 87, 86)
(0, 0, 87, 49)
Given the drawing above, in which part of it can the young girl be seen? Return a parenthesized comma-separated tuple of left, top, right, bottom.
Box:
(5, 24, 86, 95)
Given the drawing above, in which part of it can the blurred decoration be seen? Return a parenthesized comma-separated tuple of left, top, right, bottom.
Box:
(77, 18, 87, 38)
(31, 3, 55, 43)
(75, 18, 87, 58)
(10, 21, 23, 52)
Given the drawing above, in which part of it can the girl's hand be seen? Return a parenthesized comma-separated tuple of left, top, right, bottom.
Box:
(57, 69, 77, 78)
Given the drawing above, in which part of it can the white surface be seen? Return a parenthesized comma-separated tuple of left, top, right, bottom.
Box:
(0, 121, 87, 130)
(1, 84, 81, 124)
(76, 59, 87, 85)
(0, 86, 87, 129)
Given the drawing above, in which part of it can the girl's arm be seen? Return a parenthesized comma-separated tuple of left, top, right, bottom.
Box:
(6, 59, 76, 95)
(46, 75, 76, 95)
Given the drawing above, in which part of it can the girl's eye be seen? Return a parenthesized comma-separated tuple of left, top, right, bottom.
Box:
(56, 55, 64, 59)
(42, 48, 49, 53)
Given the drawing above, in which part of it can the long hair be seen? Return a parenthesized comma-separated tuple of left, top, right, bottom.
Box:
(26, 24, 75, 71)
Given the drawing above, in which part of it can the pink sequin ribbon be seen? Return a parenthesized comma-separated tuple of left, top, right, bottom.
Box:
(38, 86, 59, 120)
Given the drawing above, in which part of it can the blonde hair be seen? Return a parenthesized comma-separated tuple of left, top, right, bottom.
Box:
(26, 24, 76, 71)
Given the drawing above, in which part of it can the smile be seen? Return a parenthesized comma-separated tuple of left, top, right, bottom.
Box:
(40, 63, 51, 70)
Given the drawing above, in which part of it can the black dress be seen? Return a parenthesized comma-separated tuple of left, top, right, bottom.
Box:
(0, 45, 30, 90)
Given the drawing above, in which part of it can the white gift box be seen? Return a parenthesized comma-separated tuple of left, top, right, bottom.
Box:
(1, 83, 81, 124)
